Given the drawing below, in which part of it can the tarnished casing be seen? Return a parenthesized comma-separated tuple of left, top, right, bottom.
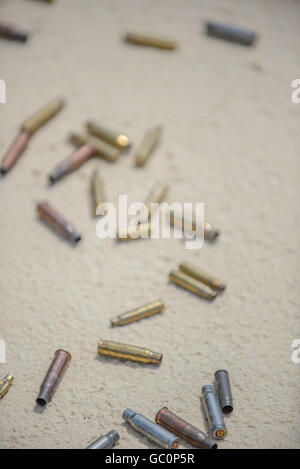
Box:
(86, 121, 130, 149)
(86, 430, 120, 449)
(111, 300, 164, 327)
(215, 370, 233, 414)
(91, 170, 106, 216)
(201, 385, 227, 439)
(37, 201, 82, 244)
(169, 270, 217, 300)
(0, 23, 28, 42)
(22, 97, 65, 135)
(36, 350, 71, 406)
(206, 21, 256, 47)
(70, 132, 120, 162)
(49, 144, 96, 184)
(98, 340, 162, 364)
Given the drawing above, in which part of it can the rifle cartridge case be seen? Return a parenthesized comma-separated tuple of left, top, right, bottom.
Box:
(0, 374, 14, 399)
(91, 170, 106, 216)
(155, 407, 217, 449)
(98, 340, 162, 365)
(86, 121, 131, 150)
(36, 350, 71, 407)
(169, 213, 219, 241)
(125, 33, 177, 50)
(117, 223, 151, 241)
(179, 262, 226, 292)
(135, 126, 162, 167)
(86, 430, 120, 449)
(49, 144, 96, 184)
(0, 23, 28, 43)
(1, 97, 65, 175)
(123, 408, 180, 449)
(169, 270, 217, 300)
(205, 21, 256, 47)
(111, 300, 164, 327)
(37, 201, 82, 244)
(144, 181, 169, 212)
(71, 132, 120, 162)
(215, 370, 233, 414)
(201, 385, 227, 439)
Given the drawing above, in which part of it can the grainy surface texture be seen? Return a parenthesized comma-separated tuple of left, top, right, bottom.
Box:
(0, 0, 299, 450)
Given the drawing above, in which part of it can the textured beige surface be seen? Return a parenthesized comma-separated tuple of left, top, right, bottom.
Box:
(0, 0, 300, 450)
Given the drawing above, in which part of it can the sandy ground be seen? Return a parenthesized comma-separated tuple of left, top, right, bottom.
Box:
(0, 0, 299, 450)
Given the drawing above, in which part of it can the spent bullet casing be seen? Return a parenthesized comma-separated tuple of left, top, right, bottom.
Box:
(169, 270, 217, 300)
(0, 375, 14, 399)
(205, 21, 256, 47)
(201, 385, 227, 439)
(135, 126, 162, 167)
(37, 201, 82, 244)
(71, 132, 120, 163)
(144, 181, 169, 213)
(1, 97, 65, 175)
(36, 350, 71, 406)
(169, 212, 219, 241)
(111, 300, 164, 327)
(125, 33, 177, 50)
(91, 170, 106, 216)
(155, 407, 217, 449)
(117, 223, 151, 241)
(98, 340, 162, 364)
(86, 121, 131, 150)
(86, 430, 120, 449)
(123, 408, 180, 449)
(0, 23, 28, 43)
(215, 370, 233, 414)
(179, 262, 226, 292)
(49, 144, 96, 184)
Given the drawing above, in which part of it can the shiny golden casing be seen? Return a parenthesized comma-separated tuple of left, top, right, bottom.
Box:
(98, 340, 162, 364)
(86, 121, 130, 150)
(135, 126, 162, 167)
(125, 33, 177, 50)
(169, 270, 217, 300)
(70, 132, 120, 163)
(0, 374, 14, 399)
(22, 97, 65, 135)
(111, 300, 165, 327)
(179, 262, 226, 292)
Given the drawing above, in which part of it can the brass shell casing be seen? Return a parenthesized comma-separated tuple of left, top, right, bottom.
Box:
(169, 270, 217, 300)
(111, 300, 164, 327)
(70, 132, 120, 163)
(125, 33, 177, 50)
(135, 126, 162, 167)
(0, 375, 14, 399)
(98, 340, 162, 364)
(117, 223, 151, 241)
(86, 121, 130, 150)
(22, 96, 66, 135)
(179, 262, 226, 292)
(91, 170, 106, 216)
(169, 213, 220, 241)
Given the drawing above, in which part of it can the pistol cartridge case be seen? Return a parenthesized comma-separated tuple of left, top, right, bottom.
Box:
(155, 407, 217, 449)
(125, 33, 177, 50)
(123, 408, 180, 449)
(169, 213, 219, 241)
(215, 370, 233, 414)
(111, 300, 164, 327)
(98, 340, 162, 365)
(0, 23, 28, 43)
(0, 375, 14, 399)
(86, 430, 120, 449)
(86, 121, 130, 150)
(1, 97, 65, 175)
(91, 170, 106, 216)
(179, 262, 226, 292)
(135, 126, 162, 167)
(37, 201, 82, 244)
(169, 270, 217, 300)
(205, 21, 256, 47)
(36, 350, 71, 407)
(117, 223, 151, 241)
(201, 385, 227, 439)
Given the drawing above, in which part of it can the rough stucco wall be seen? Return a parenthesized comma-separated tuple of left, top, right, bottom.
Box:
(0, 0, 299, 449)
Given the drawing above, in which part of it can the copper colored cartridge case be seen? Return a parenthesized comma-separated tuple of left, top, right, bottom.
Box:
(98, 340, 162, 365)
(0, 23, 28, 43)
(37, 201, 82, 244)
(86, 430, 120, 449)
(86, 121, 131, 150)
(36, 350, 71, 407)
(135, 126, 162, 167)
(71, 132, 120, 163)
(206, 21, 256, 47)
(201, 385, 227, 439)
(170, 213, 219, 241)
(117, 223, 151, 241)
(49, 144, 96, 184)
(0, 374, 14, 399)
(91, 170, 106, 216)
(155, 407, 217, 449)
(179, 262, 226, 292)
(125, 33, 177, 50)
(215, 370, 233, 414)
(111, 300, 164, 327)
(169, 270, 217, 300)
(1, 97, 65, 175)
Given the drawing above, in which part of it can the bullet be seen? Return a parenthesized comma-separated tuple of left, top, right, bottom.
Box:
(117, 223, 151, 241)
(125, 33, 178, 50)
(91, 170, 106, 216)
(123, 408, 180, 449)
(155, 407, 217, 449)
(86, 121, 131, 150)
(135, 126, 162, 167)
(201, 385, 227, 439)
(169, 212, 219, 241)
(215, 370, 233, 414)
(37, 201, 82, 244)
(0, 23, 28, 43)
(98, 340, 162, 365)
(0, 375, 14, 399)
(179, 262, 226, 292)
(86, 430, 120, 449)
(205, 21, 256, 47)
(111, 300, 164, 327)
(169, 270, 217, 300)
(36, 350, 71, 407)
(1, 97, 65, 175)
